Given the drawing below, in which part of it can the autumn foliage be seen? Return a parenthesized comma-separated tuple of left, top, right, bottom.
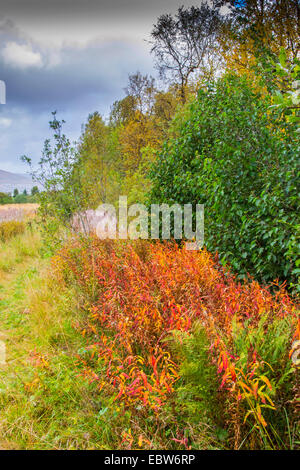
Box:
(52, 238, 299, 448)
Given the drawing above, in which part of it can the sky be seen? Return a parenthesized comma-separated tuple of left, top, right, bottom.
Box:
(0, 0, 199, 173)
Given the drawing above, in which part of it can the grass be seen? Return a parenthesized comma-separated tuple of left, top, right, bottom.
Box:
(0, 228, 39, 274)
(0, 221, 26, 243)
(0, 204, 38, 223)
(0, 228, 129, 449)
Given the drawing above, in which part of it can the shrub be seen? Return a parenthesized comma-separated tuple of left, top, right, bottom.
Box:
(0, 192, 13, 205)
(148, 74, 299, 290)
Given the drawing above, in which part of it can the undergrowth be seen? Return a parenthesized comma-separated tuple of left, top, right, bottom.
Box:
(51, 237, 299, 450)
(0, 221, 26, 243)
(0, 233, 298, 449)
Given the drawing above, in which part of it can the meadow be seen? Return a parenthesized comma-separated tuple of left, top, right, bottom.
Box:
(0, 204, 38, 223)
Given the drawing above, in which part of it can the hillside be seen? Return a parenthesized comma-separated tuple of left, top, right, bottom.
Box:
(0, 169, 37, 194)
(0, 169, 30, 184)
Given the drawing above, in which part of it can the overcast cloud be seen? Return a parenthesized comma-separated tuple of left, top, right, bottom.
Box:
(0, 0, 199, 172)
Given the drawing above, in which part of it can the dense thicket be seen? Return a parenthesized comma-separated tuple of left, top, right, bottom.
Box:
(149, 74, 299, 289)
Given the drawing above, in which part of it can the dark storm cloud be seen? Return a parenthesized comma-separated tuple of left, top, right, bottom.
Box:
(0, 0, 199, 172)
(0, 0, 199, 47)
(1, 1, 187, 112)
(0, 32, 153, 172)
(1, 39, 152, 111)
(2, 1, 197, 19)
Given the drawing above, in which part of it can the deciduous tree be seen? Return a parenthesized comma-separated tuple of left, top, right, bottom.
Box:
(150, 3, 223, 102)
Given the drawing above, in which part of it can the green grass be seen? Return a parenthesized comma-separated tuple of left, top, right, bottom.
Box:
(0, 229, 132, 449)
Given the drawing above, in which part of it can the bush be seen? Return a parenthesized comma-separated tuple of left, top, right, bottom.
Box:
(13, 193, 30, 204)
(0, 220, 26, 242)
(148, 74, 299, 290)
(0, 192, 13, 205)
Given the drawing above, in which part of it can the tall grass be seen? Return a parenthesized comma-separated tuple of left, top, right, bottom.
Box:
(0, 221, 26, 242)
(0, 204, 38, 223)
(0, 229, 132, 449)
(0, 228, 39, 274)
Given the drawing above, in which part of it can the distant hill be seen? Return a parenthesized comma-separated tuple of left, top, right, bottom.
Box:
(0, 169, 31, 184)
(0, 169, 39, 194)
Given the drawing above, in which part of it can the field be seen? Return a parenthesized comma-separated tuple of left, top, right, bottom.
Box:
(0, 204, 38, 222)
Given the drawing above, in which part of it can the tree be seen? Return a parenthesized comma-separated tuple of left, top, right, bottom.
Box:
(125, 72, 157, 115)
(31, 186, 39, 196)
(118, 111, 160, 173)
(14, 193, 28, 204)
(22, 112, 88, 249)
(108, 75, 182, 204)
(13, 188, 19, 197)
(270, 49, 300, 129)
(150, 3, 223, 102)
(110, 95, 136, 127)
(78, 112, 111, 206)
(217, 0, 300, 76)
(153, 88, 180, 135)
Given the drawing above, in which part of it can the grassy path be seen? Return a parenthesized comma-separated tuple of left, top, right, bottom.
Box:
(0, 232, 43, 448)
(0, 230, 116, 450)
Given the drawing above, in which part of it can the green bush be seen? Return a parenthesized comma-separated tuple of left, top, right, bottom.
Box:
(149, 74, 299, 289)
(0, 192, 13, 205)
(0, 220, 26, 242)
